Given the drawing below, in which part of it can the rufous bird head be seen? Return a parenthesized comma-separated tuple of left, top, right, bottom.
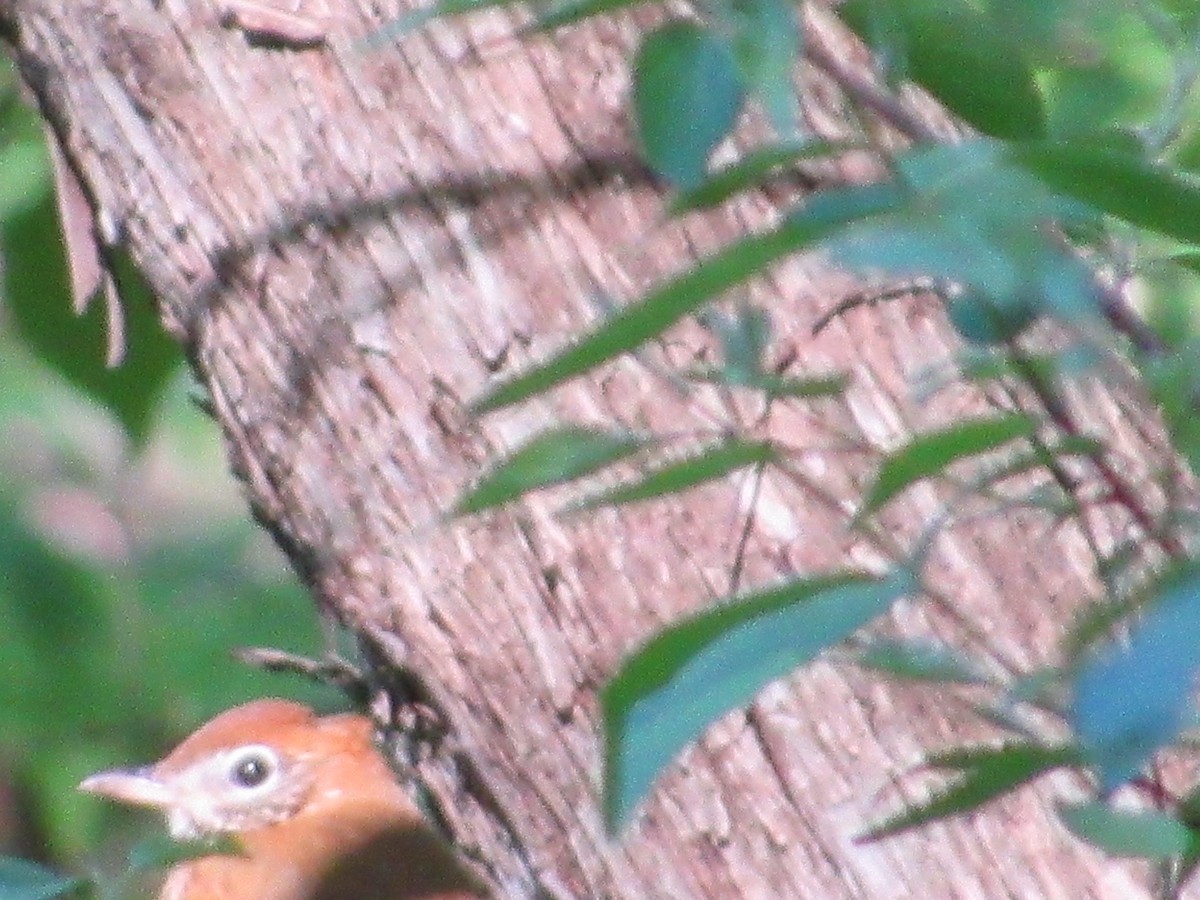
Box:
(80, 699, 484, 900)
(81, 700, 331, 841)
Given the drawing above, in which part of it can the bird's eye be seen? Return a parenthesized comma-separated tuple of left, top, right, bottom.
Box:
(227, 747, 276, 789)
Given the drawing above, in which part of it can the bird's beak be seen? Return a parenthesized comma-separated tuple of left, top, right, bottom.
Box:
(79, 766, 175, 808)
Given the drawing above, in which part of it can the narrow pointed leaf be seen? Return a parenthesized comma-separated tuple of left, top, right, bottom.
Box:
(603, 569, 913, 830)
(1006, 667, 1068, 711)
(850, 637, 985, 685)
(684, 367, 847, 399)
(754, 372, 849, 398)
(1174, 784, 1200, 888)
(361, 0, 503, 45)
(570, 439, 773, 512)
(709, 305, 770, 383)
(452, 426, 645, 515)
(1063, 595, 1140, 661)
(925, 743, 1080, 771)
(858, 413, 1038, 519)
(956, 349, 1058, 390)
(1059, 802, 1197, 859)
(969, 702, 1038, 739)
(1072, 565, 1200, 791)
(532, 0, 645, 32)
(1011, 143, 1200, 246)
(833, 143, 1095, 323)
(669, 141, 850, 215)
(859, 744, 1076, 841)
(972, 435, 1103, 493)
(473, 183, 901, 413)
(0, 858, 85, 900)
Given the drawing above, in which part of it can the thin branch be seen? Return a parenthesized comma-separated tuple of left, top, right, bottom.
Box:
(802, 11, 943, 145)
(233, 646, 372, 706)
(771, 457, 1028, 682)
(728, 459, 767, 595)
(1007, 347, 1185, 559)
(812, 279, 939, 335)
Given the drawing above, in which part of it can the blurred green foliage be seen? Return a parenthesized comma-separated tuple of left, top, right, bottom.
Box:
(0, 55, 336, 893)
(0, 61, 178, 444)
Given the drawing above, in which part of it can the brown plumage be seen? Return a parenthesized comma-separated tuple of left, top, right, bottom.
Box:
(80, 699, 484, 900)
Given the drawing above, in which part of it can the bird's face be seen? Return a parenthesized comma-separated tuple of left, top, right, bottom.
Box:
(77, 700, 356, 841)
(81, 737, 314, 840)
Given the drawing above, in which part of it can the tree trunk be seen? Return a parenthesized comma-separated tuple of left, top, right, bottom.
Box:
(5, 0, 1162, 896)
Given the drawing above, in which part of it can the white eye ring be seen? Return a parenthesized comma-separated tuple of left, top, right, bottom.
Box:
(225, 745, 279, 790)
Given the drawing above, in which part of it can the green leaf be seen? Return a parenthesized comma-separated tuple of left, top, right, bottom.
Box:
(1072, 565, 1200, 791)
(603, 569, 913, 830)
(926, 742, 1080, 771)
(954, 348, 1058, 390)
(706, 305, 770, 383)
(832, 142, 1098, 322)
(973, 435, 1103, 493)
(839, 0, 1045, 139)
(634, 23, 745, 189)
(718, 0, 800, 137)
(946, 291, 1036, 345)
(1166, 251, 1200, 277)
(1010, 142, 1200, 246)
(1058, 802, 1197, 859)
(857, 413, 1039, 519)
(1063, 595, 1141, 662)
(753, 372, 849, 399)
(452, 426, 645, 515)
(1141, 345, 1200, 475)
(472, 183, 901, 412)
(569, 439, 773, 512)
(1174, 783, 1200, 888)
(668, 140, 849, 215)
(0, 858, 86, 900)
(1138, 258, 1200, 349)
(1006, 666, 1068, 712)
(860, 744, 1077, 841)
(794, 181, 903, 225)
(359, 0, 503, 45)
(531, 0, 644, 32)
(844, 0, 908, 86)
(684, 367, 848, 399)
(849, 637, 985, 685)
(968, 702, 1038, 740)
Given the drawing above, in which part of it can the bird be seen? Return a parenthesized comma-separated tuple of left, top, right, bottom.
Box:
(79, 698, 486, 900)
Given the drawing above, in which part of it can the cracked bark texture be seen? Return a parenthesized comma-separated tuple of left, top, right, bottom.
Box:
(3, 0, 1171, 896)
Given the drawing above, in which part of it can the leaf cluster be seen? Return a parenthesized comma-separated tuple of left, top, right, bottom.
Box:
(367, 0, 1200, 884)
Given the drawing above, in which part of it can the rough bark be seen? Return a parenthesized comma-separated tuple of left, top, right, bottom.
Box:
(3, 0, 1169, 896)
